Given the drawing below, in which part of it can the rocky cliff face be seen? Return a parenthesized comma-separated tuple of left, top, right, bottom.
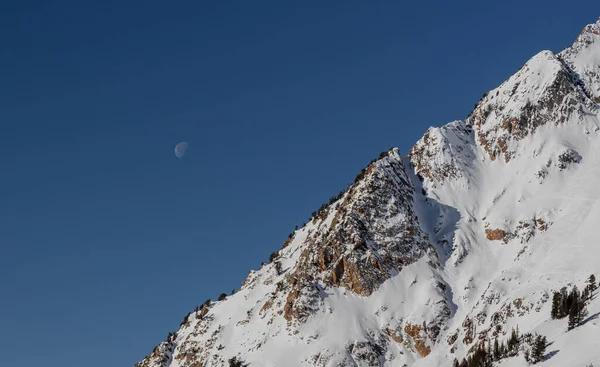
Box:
(560, 20, 600, 102)
(465, 50, 595, 163)
(283, 149, 437, 323)
(137, 18, 600, 367)
(409, 121, 476, 184)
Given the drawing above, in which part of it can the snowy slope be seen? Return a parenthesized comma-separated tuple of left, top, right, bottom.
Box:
(137, 17, 600, 367)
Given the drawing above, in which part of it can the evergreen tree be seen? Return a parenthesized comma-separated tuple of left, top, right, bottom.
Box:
(469, 342, 493, 367)
(550, 291, 561, 319)
(522, 332, 533, 350)
(269, 251, 278, 263)
(566, 286, 588, 330)
(228, 356, 244, 367)
(482, 350, 493, 367)
(560, 286, 569, 318)
(583, 287, 590, 303)
(568, 287, 579, 315)
(530, 334, 547, 364)
(568, 301, 578, 330)
(452, 358, 459, 367)
(572, 286, 588, 329)
(459, 358, 468, 367)
(500, 340, 507, 357)
(493, 338, 500, 361)
(577, 295, 589, 326)
(475, 343, 486, 366)
(507, 327, 520, 356)
(568, 289, 578, 331)
(569, 285, 579, 304)
(587, 274, 597, 299)
(274, 260, 283, 275)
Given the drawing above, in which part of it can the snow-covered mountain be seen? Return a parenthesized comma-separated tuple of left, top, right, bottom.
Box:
(136, 18, 600, 367)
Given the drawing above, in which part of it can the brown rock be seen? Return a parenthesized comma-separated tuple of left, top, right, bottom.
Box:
(486, 229, 507, 241)
(260, 300, 273, 314)
(382, 327, 403, 344)
(447, 332, 458, 345)
(404, 323, 431, 357)
(462, 317, 474, 345)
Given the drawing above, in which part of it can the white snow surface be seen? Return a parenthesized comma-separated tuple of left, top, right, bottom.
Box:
(137, 18, 600, 367)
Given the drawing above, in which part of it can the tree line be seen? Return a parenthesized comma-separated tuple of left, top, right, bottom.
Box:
(455, 274, 597, 366)
(452, 327, 548, 367)
(551, 274, 596, 331)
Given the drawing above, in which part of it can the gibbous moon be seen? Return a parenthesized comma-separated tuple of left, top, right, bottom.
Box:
(175, 142, 188, 159)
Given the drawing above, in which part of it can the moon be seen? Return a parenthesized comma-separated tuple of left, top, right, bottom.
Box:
(174, 142, 188, 159)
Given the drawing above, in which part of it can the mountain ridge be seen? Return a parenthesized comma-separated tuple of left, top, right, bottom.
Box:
(137, 17, 600, 367)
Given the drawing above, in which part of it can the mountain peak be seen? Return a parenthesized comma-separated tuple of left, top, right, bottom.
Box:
(577, 17, 600, 41)
(136, 18, 600, 367)
(409, 121, 476, 184)
(559, 16, 600, 103)
(465, 49, 589, 162)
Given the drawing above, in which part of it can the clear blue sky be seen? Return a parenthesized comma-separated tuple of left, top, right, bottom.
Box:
(1, 1, 597, 366)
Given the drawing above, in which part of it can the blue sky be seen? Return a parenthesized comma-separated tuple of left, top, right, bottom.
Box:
(1, 1, 598, 366)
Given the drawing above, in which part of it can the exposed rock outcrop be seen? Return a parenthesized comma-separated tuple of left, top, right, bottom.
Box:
(466, 50, 594, 162)
(283, 149, 435, 322)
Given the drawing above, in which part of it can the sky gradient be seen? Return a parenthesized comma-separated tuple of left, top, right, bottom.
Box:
(1, 1, 599, 366)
